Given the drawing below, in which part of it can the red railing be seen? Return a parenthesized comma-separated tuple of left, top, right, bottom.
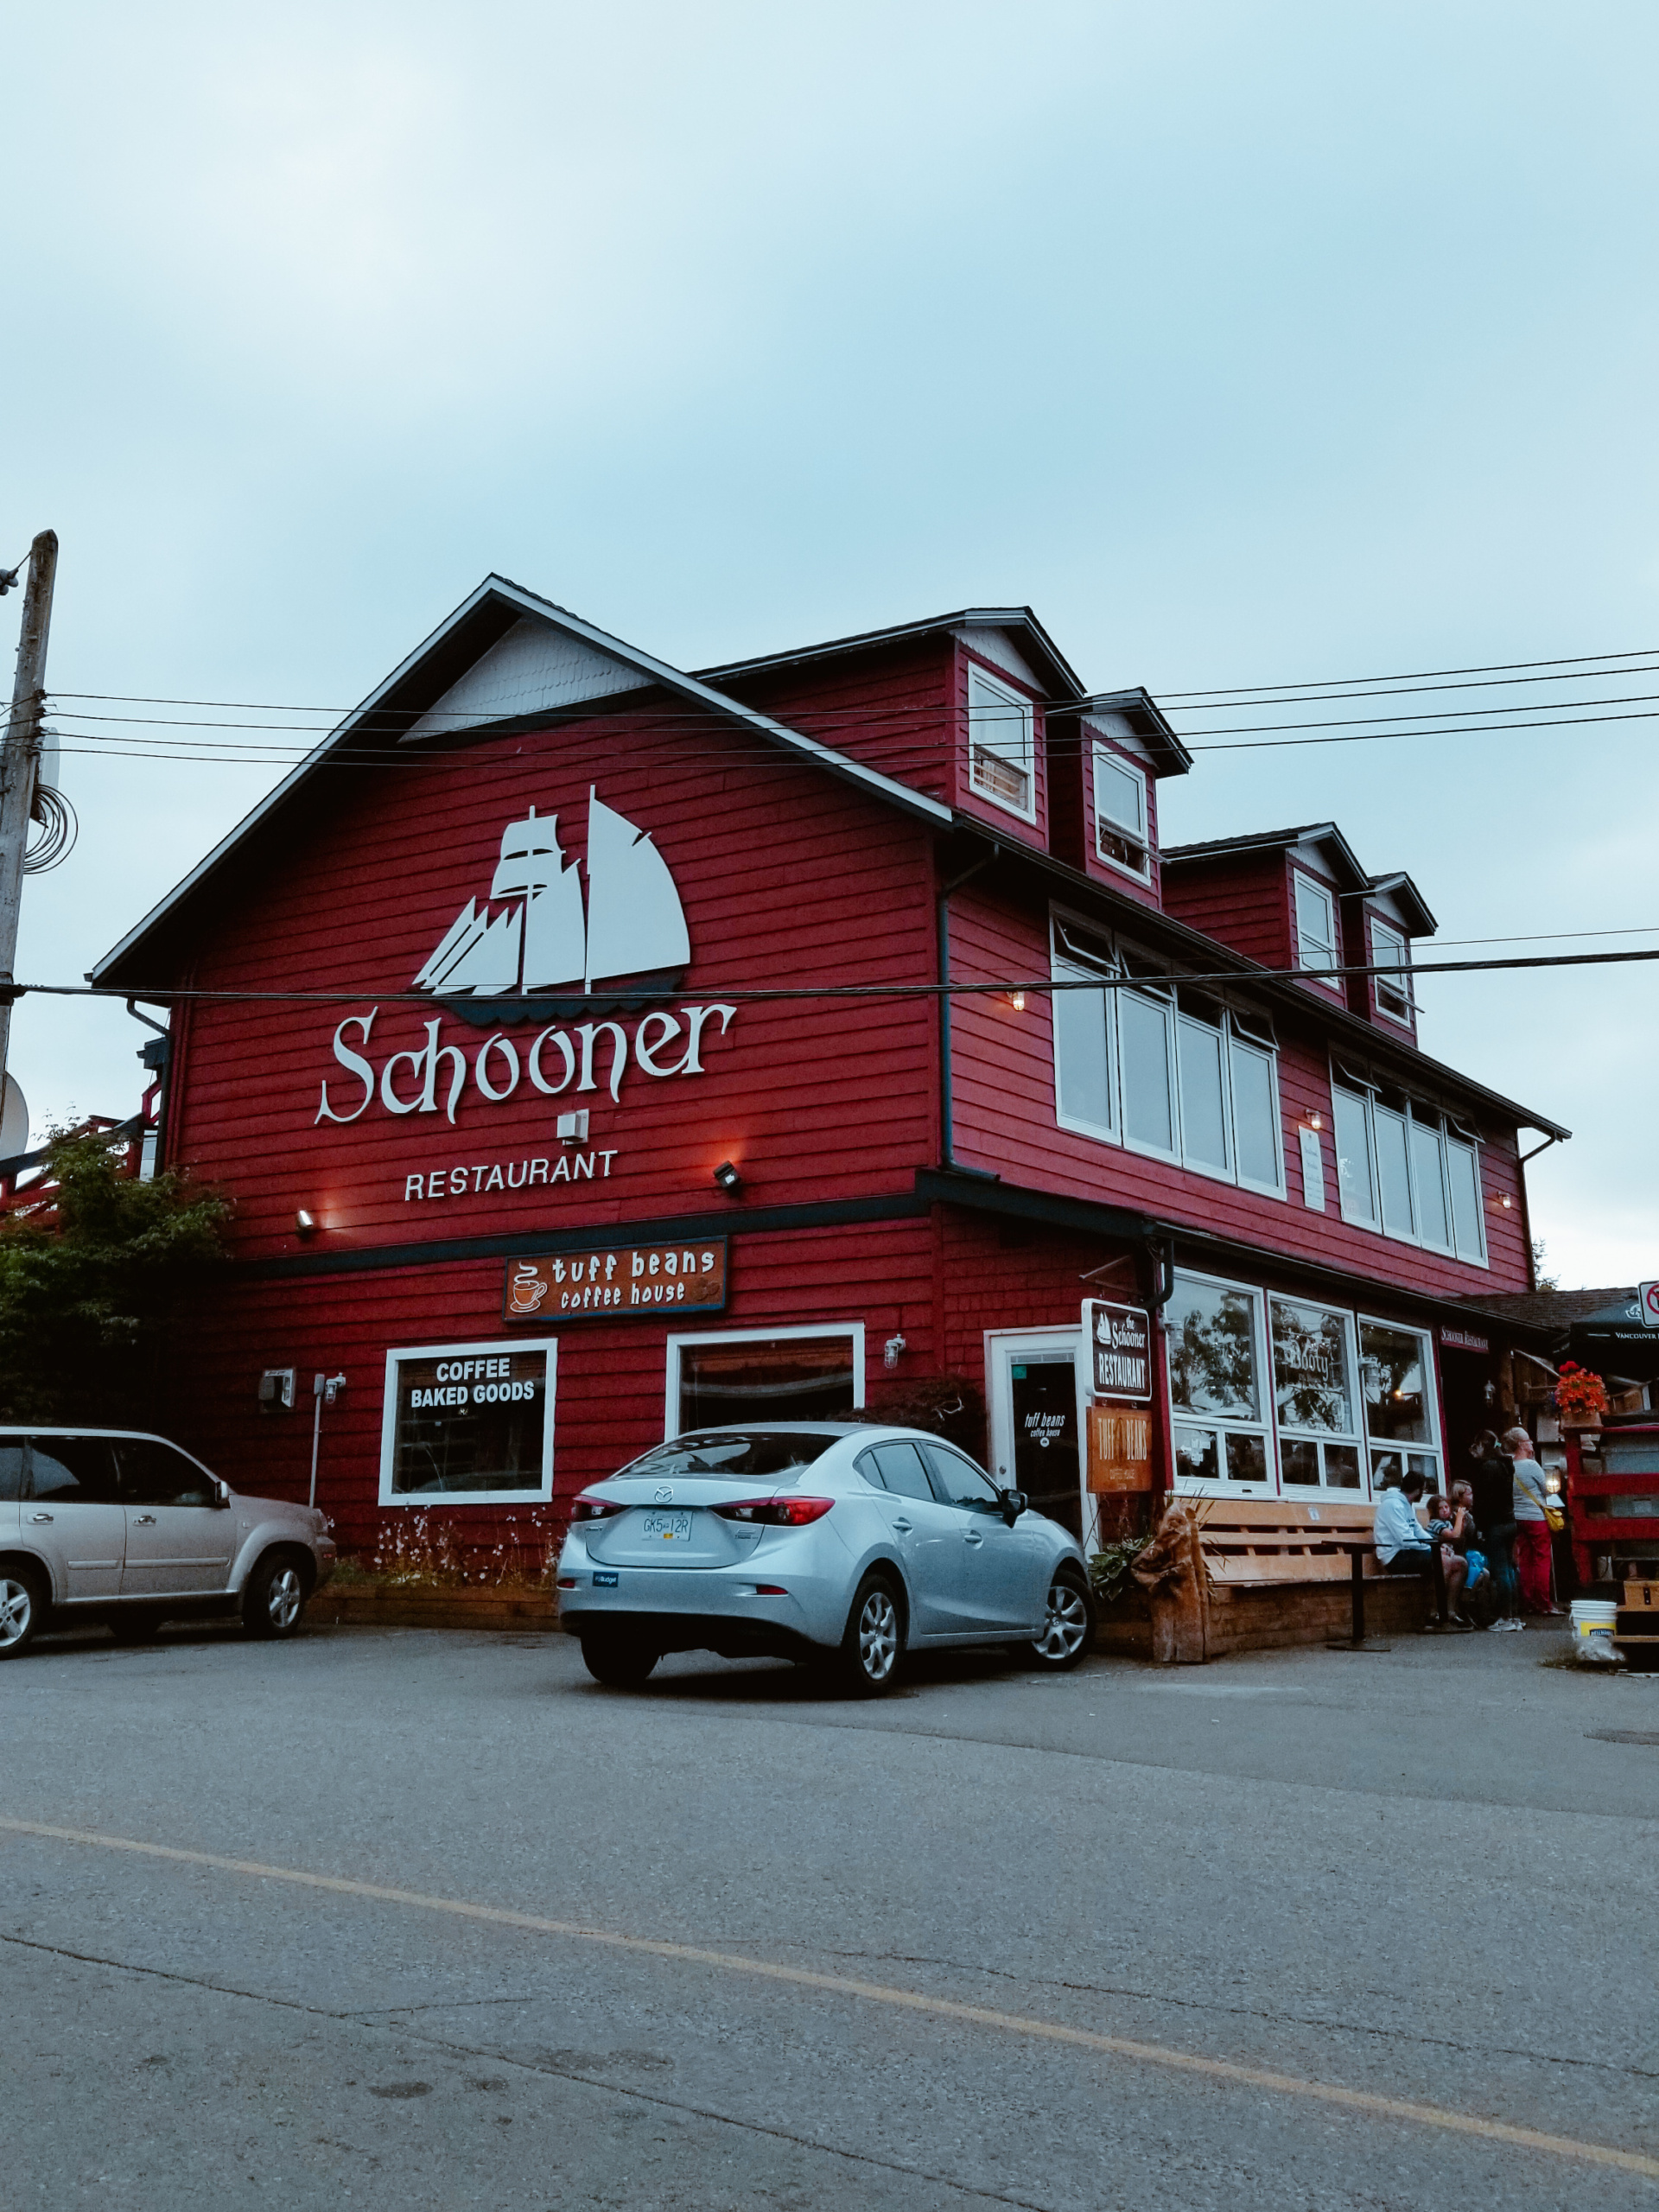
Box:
(0, 1105, 157, 1228)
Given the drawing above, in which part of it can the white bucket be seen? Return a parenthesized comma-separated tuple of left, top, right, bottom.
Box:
(1569, 1599, 1618, 1643)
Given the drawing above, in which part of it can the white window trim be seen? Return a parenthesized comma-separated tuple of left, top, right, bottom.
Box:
(1293, 871, 1343, 993)
(1052, 957, 1119, 1142)
(1327, 1066, 1491, 1271)
(1228, 1022, 1287, 1201)
(965, 663, 1038, 824)
(378, 1335, 557, 1507)
(1090, 741, 1152, 883)
(1269, 1298, 1367, 1497)
(1048, 906, 1286, 1198)
(664, 1322, 866, 1441)
(1357, 1315, 1444, 1491)
(1370, 915, 1415, 1029)
(1166, 1268, 1277, 1499)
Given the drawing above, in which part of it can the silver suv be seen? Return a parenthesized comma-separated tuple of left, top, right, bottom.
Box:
(0, 1428, 336, 1657)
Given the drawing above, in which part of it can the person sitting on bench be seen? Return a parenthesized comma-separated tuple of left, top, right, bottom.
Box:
(1374, 1471, 1469, 1627)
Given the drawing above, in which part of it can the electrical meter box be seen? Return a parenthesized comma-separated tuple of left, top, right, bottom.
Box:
(257, 1367, 297, 1413)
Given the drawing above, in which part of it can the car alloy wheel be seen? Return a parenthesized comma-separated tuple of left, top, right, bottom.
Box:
(0, 1571, 41, 1659)
(839, 1573, 902, 1696)
(266, 1566, 303, 1631)
(1030, 1567, 1093, 1670)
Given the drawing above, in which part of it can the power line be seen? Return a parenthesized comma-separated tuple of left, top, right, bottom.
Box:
(14, 942, 1659, 1014)
(1158, 644, 1659, 699)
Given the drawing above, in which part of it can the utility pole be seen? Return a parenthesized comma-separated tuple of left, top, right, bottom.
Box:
(0, 531, 59, 1090)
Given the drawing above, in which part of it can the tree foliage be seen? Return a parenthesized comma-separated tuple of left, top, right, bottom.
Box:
(0, 1127, 231, 1425)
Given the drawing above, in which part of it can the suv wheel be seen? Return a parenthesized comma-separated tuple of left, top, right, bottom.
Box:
(837, 1573, 903, 1697)
(0, 1566, 46, 1660)
(244, 1553, 308, 1639)
(1028, 1563, 1094, 1671)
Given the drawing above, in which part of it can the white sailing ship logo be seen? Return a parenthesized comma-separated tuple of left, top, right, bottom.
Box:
(413, 789, 690, 999)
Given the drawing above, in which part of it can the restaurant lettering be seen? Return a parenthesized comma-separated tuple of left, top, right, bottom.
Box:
(316, 1003, 736, 1128)
(1084, 1300, 1153, 1403)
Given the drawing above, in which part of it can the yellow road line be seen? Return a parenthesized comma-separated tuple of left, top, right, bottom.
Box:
(3, 1813, 1653, 2180)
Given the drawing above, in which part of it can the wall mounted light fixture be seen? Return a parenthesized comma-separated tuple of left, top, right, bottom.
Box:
(1307, 1111, 1322, 1130)
(713, 1160, 742, 1193)
(1008, 990, 1027, 1013)
(884, 1334, 907, 1370)
(295, 1209, 317, 1237)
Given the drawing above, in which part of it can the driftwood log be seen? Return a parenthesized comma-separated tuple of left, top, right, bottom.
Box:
(1130, 1500, 1209, 1664)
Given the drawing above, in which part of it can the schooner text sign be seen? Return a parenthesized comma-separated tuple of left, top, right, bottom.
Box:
(1084, 1300, 1153, 1402)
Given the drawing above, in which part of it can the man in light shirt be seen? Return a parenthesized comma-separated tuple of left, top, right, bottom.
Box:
(1374, 1471, 1469, 1628)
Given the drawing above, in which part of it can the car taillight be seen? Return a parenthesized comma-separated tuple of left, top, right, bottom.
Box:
(711, 1496, 834, 1526)
(570, 1494, 625, 1522)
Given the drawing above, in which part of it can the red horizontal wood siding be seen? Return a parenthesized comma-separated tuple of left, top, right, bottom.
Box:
(168, 1218, 939, 1564)
(165, 708, 944, 1261)
(944, 884, 1534, 1301)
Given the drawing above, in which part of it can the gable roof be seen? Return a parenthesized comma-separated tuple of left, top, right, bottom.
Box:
(697, 604, 1088, 702)
(1363, 870, 1438, 938)
(90, 575, 952, 988)
(1161, 822, 1370, 893)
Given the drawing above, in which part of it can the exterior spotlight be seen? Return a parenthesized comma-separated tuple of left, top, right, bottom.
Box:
(884, 1334, 907, 1370)
(1008, 990, 1027, 1012)
(1499, 1195, 1511, 1209)
(713, 1160, 742, 1193)
(296, 1209, 317, 1236)
(1307, 1111, 1322, 1130)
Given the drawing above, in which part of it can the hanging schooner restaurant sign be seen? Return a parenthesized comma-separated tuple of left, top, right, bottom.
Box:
(315, 791, 737, 1128)
(1084, 1300, 1153, 1402)
(504, 1237, 728, 1321)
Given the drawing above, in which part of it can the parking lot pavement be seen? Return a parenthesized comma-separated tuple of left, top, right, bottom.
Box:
(5, 1620, 1657, 2210)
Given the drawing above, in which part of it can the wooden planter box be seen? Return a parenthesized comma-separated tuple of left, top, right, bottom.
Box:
(310, 1582, 559, 1631)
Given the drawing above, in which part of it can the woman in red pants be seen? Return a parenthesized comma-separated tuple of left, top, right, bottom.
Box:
(1505, 1427, 1561, 1616)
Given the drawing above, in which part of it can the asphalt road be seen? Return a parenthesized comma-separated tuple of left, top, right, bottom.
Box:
(4, 1616, 1657, 2210)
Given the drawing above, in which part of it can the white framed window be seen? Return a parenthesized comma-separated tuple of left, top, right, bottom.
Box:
(1048, 910, 1285, 1198)
(1166, 1270, 1275, 1494)
(378, 1337, 556, 1506)
(967, 664, 1036, 821)
(1270, 1296, 1365, 1492)
(1358, 1318, 1442, 1495)
(1092, 744, 1151, 881)
(1371, 917, 1414, 1026)
(1052, 918, 1117, 1140)
(1294, 872, 1339, 983)
(664, 1324, 865, 1439)
(1329, 1068, 1488, 1267)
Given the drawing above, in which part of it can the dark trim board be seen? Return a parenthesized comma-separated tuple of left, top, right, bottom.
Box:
(236, 1192, 931, 1279)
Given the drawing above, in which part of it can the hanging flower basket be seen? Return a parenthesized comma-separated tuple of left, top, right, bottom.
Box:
(1554, 1361, 1608, 1428)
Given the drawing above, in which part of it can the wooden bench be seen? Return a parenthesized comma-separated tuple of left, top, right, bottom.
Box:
(1144, 1497, 1439, 1663)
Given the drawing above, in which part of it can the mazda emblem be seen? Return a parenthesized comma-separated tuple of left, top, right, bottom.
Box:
(654, 1484, 674, 1503)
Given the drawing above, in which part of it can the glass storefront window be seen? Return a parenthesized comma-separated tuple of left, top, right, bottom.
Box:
(671, 1329, 861, 1433)
(1167, 1274, 1273, 1489)
(380, 1339, 555, 1503)
(1359, 1319, 1441, 1496)
(1270, 1296, 1363, 1491)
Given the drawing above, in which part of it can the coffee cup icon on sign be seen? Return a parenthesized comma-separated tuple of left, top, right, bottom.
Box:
(509, 1265, 547, 1315)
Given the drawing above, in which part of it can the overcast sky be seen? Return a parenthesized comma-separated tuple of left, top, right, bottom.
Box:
(7, 1, 1657, 1287)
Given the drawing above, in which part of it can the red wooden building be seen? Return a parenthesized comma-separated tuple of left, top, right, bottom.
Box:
(91, 579, 1568, 1564)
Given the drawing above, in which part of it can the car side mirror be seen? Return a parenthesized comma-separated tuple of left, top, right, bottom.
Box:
(213, 1484, 232, 1510)
(1001, 1490, 1027, 1523)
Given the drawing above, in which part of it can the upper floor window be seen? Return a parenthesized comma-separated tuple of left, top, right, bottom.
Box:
(967, 666, 1035, 821)
(1294, 873, 1338, 980)
(1330, 1065, 1486, 1265)
(1091, 745, 1150, 881)
(1049, 912, 1285, 1198)
(1370, 917, 1414, 1026)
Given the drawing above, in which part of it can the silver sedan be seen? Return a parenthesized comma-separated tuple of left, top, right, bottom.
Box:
(556, 1423, 1095, 1694)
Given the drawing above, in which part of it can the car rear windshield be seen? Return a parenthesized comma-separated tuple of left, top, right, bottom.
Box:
(617, 1433, 838, 1483)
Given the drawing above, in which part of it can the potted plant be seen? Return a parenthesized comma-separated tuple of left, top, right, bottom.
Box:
(1554, 1361, 1609, 1430)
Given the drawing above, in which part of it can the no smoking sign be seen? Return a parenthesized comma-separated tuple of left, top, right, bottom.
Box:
(1640, 1281, 1659, 1329)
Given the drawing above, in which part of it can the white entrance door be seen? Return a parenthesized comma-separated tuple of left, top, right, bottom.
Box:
(986, 1330, 1088, 1548)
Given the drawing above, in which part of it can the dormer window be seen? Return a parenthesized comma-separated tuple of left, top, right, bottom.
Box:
(1371, 917, 1414, 1026)
(1092, 744, 1151, 881)
(967, 666, 1035, 820)
(1294, 873, 1338, 980)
